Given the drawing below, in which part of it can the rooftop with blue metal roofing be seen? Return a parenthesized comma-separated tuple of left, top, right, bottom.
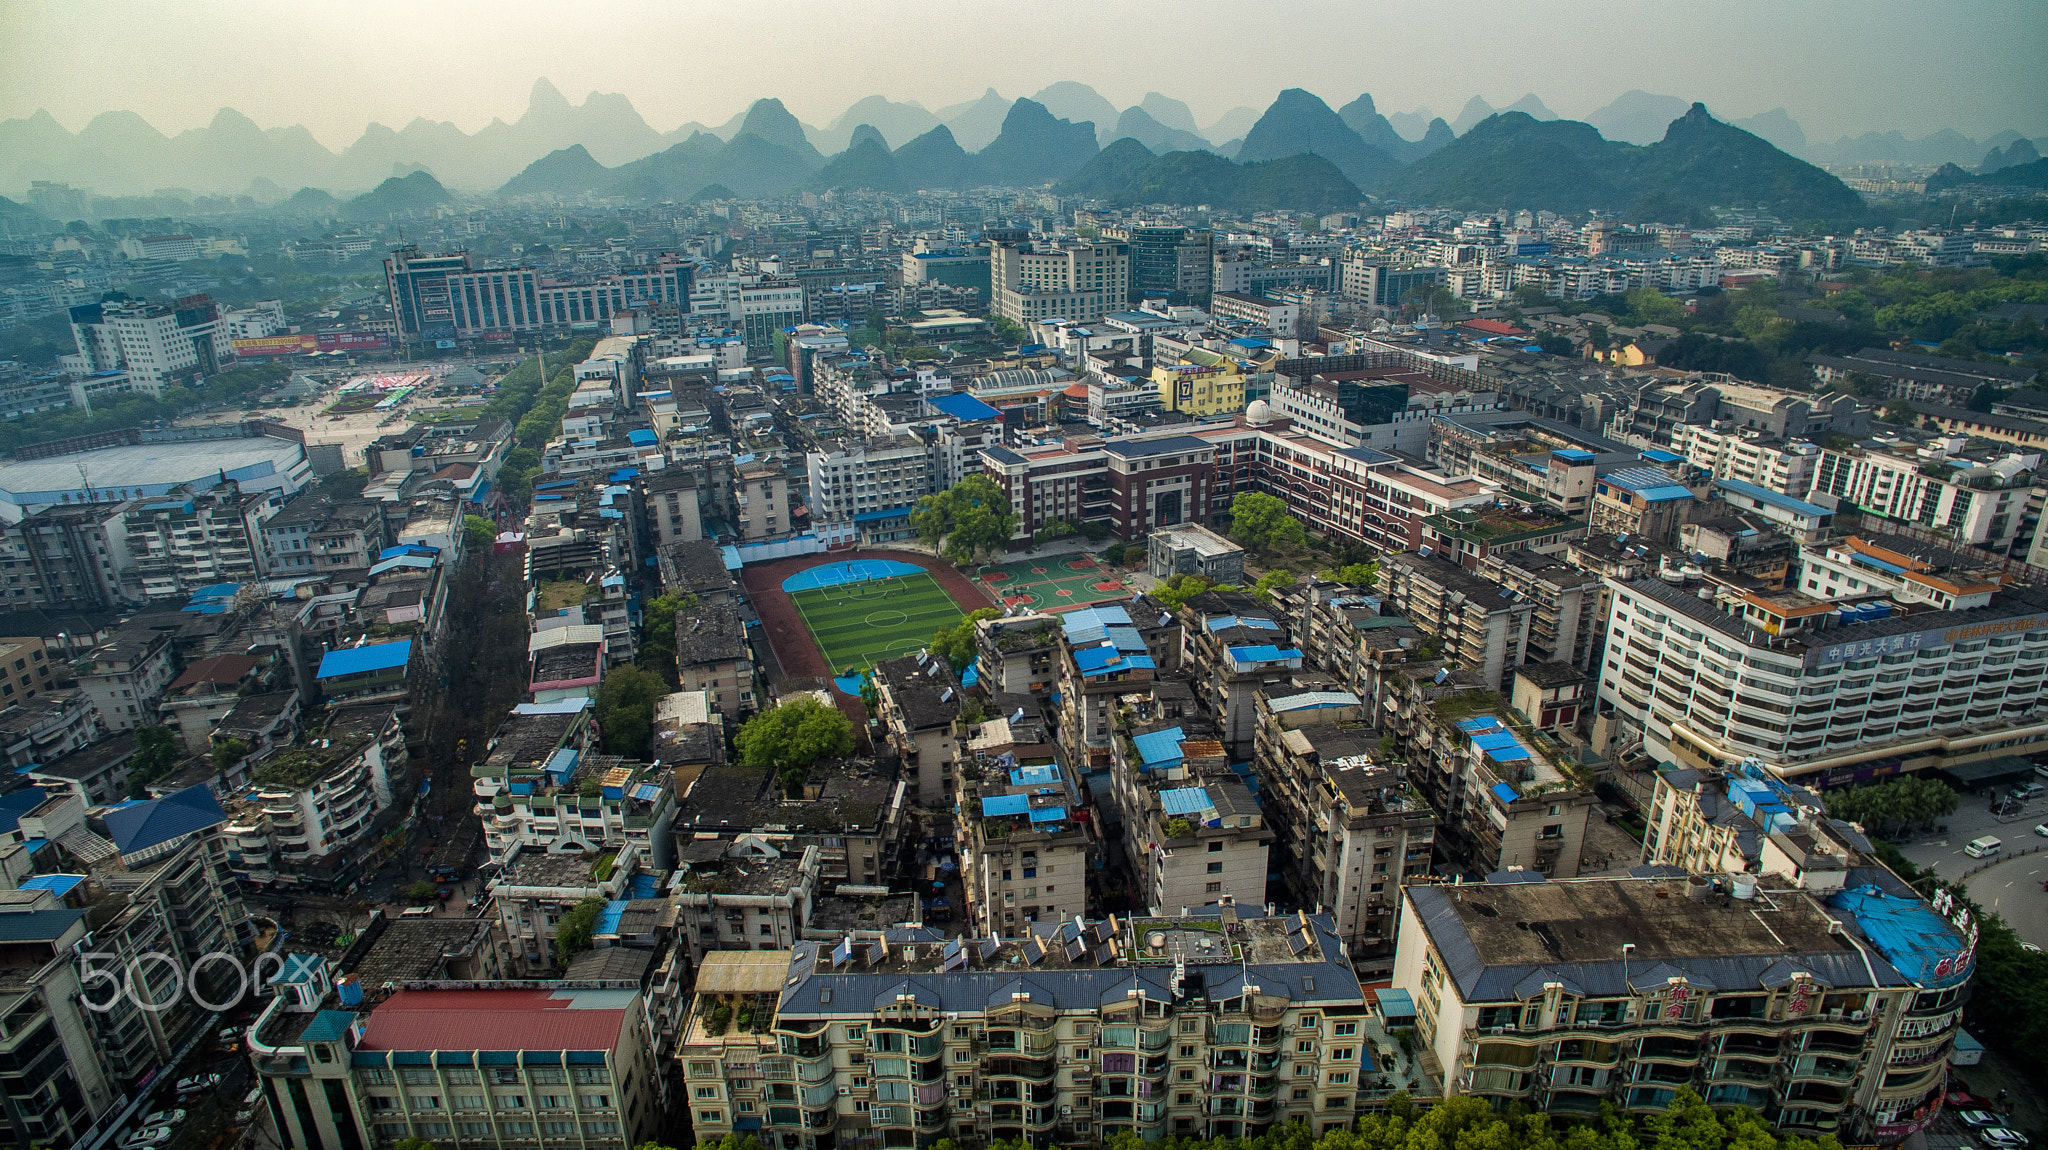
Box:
(1713, 477, 1832, 519)
(1599, 467, 1695, 503)
(318, 639, 413, 679)
(926, 392, 1002, 423)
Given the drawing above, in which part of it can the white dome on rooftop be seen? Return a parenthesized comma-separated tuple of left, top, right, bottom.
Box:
(1244, 399, 1274, 426)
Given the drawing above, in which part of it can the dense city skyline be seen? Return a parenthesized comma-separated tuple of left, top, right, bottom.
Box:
(3, 0, 2045, 146)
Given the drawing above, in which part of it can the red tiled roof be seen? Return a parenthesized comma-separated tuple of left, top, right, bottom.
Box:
(169, 653, 259, 691)
(1458, 318, 1525, 336)
(357, 989, 627, 1052)
(1063, 383, 1090, 399)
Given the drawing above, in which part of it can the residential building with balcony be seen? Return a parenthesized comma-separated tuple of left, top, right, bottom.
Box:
(1393, 870, 1972, 1140)
(1376, 552, 1534, 692)
(673, 752, 905, 889)
(471, 700, 597, 838)
(675, 600, 756, 718)
(871, 654, 964, 807)
(675, 842, 822, 962)
(1670, 424, 1822, 497)
(248, 957, 659, 1150)
(1054, 604, 1168, 774)
(1594, 575, 2048, 780)
(678, 910, 1398, 1150)
(1253, 689, 1436, 968)
(77, 624, 176, 731)
(121, 484, 280, 599)
(1178, 590, 1304, 757)
(489, 842, 646, 976)
(477, 741, 673, 869)
(1794, 534, 2004, 611)
(259, 493, 389, 576)
(0, 687, 98, 770)
(1477, 550, 1607, 671)
(1147, 524, 1245, 585)
(0, 891, 119, 1146)
(222, 704, 403, 891)
(1809, 437, 2042, 556)
(1384, 684, 1596, 880)
(315, 638, 413, 703)
(956, 741, 1093, 935)
(1590, 467, 1697, 544)
(1105, 716, 1269, 915)
(158, 651, 268, 752)
(974, 613, 1062, 696)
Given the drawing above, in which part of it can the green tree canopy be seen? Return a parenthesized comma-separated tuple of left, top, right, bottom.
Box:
(1251, 569, 1295, 606)
(1228, 491, 1307, 554)
(1823, 774, 1958, 838)
(635, 591, 694, 683)
(930, 608, 1001, 670)
(462, 515, 497, 551)
(736, 697, 856, 796)
(594, 664, 669, 758)
(1150, 572, 1238, 612)
(552, 895, 606, 967)
(1318, 560, 1379, 587)
(911, 475, 1019, 565)
(127, 725, 182, 798)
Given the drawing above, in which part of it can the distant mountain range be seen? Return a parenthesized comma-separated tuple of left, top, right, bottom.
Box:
(1381, 104, 1865, 223)
(3, 77, 2040, 215)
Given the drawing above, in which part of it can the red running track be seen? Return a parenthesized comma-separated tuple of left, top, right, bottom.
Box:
(740, 548, 999, 687)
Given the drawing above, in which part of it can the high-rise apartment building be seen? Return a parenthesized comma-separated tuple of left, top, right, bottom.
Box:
(991, 240, 1130, 326)
(680, 913, 1383, 1149)
(1395, 871, 1970, 1140)
(384, 246, 472, 346)
(64, 295, 227, 394)
(1596, 576, 2048, 779)
(1100, 226, 1212, 305)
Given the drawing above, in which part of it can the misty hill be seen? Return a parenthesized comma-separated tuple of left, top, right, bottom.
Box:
(1337, 93, 1450, 163)
(1057, 137, 1361, 213)
(1381, 104, 1863, 223)
(817, 97, 939, 152)
(1112, 107, 1214, 155)
(0, 195, 50, 228)
(1981, 138, 2040, 173)
(1031, 83, 1120, 146)
(1730, 109, 1807, 155)
(976, 98, 1099, 186)
(732, 98, 823, 165)
(1584, 90, 1693, 145)
(499, 144, 612, 197)
(1806, 127, 2046, 169)
(1450, 94, 1556, 136)
(1928, 158, 2048, 194)
(279, 186, 342, 216)
(936, 89, 1013, 152)
(344, 170, 452, 219)
(1237, 89, 1399, 188)
(1139, 93, 1201, 137)
(809, 133, 909, 194)
(1204, 107, 1261, 146)
(892, 125, 982, 189)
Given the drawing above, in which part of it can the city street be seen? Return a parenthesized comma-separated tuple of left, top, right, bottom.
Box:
(1892, 790, 2048, 947)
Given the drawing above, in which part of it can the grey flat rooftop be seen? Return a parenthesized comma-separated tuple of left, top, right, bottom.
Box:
(0, 437, 303, 504)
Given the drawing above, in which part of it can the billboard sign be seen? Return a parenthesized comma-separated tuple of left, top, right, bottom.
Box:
(1810, 611, 2048, 666)
(231, 334, 318, 356)
(317, 332, 389, 352)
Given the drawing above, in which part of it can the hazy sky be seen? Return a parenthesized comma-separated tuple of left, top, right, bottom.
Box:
(3, 0, 2043, 146)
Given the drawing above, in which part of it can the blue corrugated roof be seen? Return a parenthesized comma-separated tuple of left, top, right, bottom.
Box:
(981, 794, 1030, 817)
(319, 640, 412, 679)
(1073, 646, 1154, 675)
(596, 899, 627, 936)
(627, 429, 657, 446)
(0, 907, 83, 942)
(853, 507, 912, 523)
(1028, 806, 1067, 823)
(16, 873, 83, 897)
(1225, 645, 1300, 666)
(1160, 787, 1213, 816)
(301, 1011, 356, 1043)
(0, 788, 45, 836)
(928, 392, 1002, 422)
(1130, 727, 1185, 768)
(1551, 448, 1596, 462)
(1713, 478, 1832, 519)
(1827, 884, 1972, 988)
(1640, 449, 1683, 464)
(1491, 782, 1522, 803)
(1010, 764, 1061, 788)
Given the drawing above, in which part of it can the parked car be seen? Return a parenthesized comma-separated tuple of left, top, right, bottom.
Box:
(1982, 1129, 2031, 1150)
(1959, 1110, 2003, 1129)
(141, 1111, 186, 1127)
(175, 1072, 222, 1094)
(2015, 781, 2046, 801)
(119, 1126, 175, 1149)
(2036, 823, 2048, 837)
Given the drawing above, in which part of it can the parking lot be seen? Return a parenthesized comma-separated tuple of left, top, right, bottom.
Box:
(1893, 783, 2048, 949)
(112, 1007, 268, 1150)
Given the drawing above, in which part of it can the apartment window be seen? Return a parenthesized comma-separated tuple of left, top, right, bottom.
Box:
(695, 1086, 721, 1100)
(454, 1096, 485, 1110)
(1297, 1040, 1316, 1054)
(1332, 1022, 1357, 1037)
(496, 1095, 527, 1109)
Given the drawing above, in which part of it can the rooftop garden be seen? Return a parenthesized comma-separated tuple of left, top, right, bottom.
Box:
(536, 577, 600, 613)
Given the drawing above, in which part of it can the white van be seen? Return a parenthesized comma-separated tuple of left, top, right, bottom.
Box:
(1965, 835, 2002, 858)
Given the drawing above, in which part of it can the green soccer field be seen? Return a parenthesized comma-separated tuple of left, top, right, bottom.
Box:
(788, 571, 968, 676)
